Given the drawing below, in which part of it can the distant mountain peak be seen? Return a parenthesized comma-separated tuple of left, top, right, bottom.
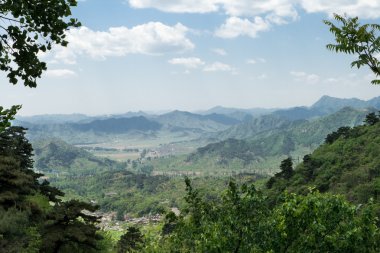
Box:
(310, 96, 373, 114)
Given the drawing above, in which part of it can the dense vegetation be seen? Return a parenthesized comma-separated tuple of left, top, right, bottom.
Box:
(33, 139, 126, 175)
(0, 126, 103, 252)
(126, 113, 380, 252)
(185, 107, 372, 172)
(266, 112, 380, 216)
(149, 180, 379, 252)
(2, 4, 380, 252)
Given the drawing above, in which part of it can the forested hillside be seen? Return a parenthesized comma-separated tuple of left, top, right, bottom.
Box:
(2, 1, 380, 252)
(266, 112, 380, 215)
(33, 139, 126, 175)
(185, 107, 372, 173)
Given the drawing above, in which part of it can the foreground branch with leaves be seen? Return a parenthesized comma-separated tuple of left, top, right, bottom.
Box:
(325, 14, 380, 84)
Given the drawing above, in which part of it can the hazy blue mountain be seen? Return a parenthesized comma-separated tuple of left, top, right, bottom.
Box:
(156, 110, 240, 132)
(16, 113, 91, 124)
(71, 116, 162, 133)
(189, 107, 374, 168)
(271, 107, 325, 120)
(367, 96, 380, 108)
(102, 111, 151, 119)
(33, 138, 125, 174)
(202, 113, 241, 125)
(310, 95, 371, 113)
(270, 95, 380, 121)
(215, 114, 294, 140)
(198, 106, 276, 119)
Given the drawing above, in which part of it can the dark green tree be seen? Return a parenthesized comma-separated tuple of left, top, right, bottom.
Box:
(365, 112, 380, 126)
(324, 14, 380, 84)
(0, 126, 40, 209)
(41, 200, 101, 253)
(0, 126, 102, 252)
(0, 0, 80, 87)
(325, 126, 352, 144)
(116, 226, 144, 253)
(301, 154, 319, 182)
(278, 157, 294, 179)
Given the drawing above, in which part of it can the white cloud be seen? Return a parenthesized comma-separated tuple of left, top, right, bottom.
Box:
(212, 48, 227, 56)
(290, 71, 320, 84)
(203, 62, 233, 72)
(168, 57, 205, 69)
(129, 1, 298, 39)
(299, 0, 380, 19)
(48, 23, 194, 64)
(128, 0, 219, 13)
(128, 0, 298, 19)
(44, 69, 76, 78)
(221, 0, 298, 19)
(215, 16, 270, 38)
(127, 1, 380, 40)
(128, 0, 380, 19)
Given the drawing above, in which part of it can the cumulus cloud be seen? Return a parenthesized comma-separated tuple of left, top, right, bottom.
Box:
(215, 16, 270, 38)
(128, 0, 380, 19)
(299, 0, 380, 19)
(203, 62, 234, 72)
(129, 1, 299, 39)
(128, 0, 219, 13)
(44, 69, 77, 78)
(221, 0, 298, 19)
(128, 0, 297, 19)
(290, 71, 320, 84)
(128, 1, 380, 39)
(168, 57, 205, 68)
(47, 23, 194, 64)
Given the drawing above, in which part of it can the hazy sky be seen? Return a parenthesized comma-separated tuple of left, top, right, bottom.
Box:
(2, 0, 380, 116)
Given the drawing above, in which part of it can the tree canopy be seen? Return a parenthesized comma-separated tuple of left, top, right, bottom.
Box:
(0, 0, 80, 87)
(0, 126, 102, 252)
(324, 14, 380, 84)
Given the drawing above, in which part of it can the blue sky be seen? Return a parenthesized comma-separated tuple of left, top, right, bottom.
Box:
(2, 0, 380, 115)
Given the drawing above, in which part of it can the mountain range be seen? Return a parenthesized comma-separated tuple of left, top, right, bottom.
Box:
(14, 95, 380, 147)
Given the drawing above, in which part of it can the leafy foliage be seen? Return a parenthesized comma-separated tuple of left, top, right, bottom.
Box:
(325, 14, 380, 84)
(0, 105, 21, 132)
(269, 191, 379, 253)
(267, 114, 380, 216)
(153, 179, 380, 252)
(0, 0, 80, 87)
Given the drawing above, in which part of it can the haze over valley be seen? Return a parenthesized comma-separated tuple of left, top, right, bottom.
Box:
(3, 1, 380, 252)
